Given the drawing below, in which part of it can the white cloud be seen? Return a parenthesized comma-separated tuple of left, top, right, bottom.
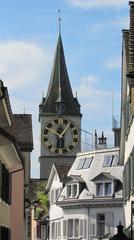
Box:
(89, 17, 129, 34)
(67, 0, 127, 9)
(106, 56, 121, 69)
(112, 17, 129, 29)
(76, 74, 110, 99)
(0, 40, 52, 90)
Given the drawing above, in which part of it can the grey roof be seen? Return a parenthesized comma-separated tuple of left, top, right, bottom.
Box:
(91, 172, 118, 181)
(59, 148, 124, 201)
(5, 114, 33, 151)
(55, 163, 71, 182)
(39, 34, 81, 115)
(65, 175, 85, 183)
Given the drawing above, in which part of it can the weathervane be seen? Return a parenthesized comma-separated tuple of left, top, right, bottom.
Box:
(58, 9, 61, 35)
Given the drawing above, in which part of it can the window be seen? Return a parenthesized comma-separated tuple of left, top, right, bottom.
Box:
(67, 185, 71, 198)
(50, 188, 61, 204)
(96, 182, 112, 196)
(68, 219, 73, 237)
(112, 155, 119, 166)
(64, 219, 86, 238)
(57, 221, 61, 237)
(41, 225, 45, 239)
(76, 157, 93, 170)
(51, 222, 56, 239)
(105, 182, 112, 195)
(66, 184, 78, 198)
(83, 157, 93, 169)
(96, 183, 103, 196)
(97, 214, 105, 237)
(76, 158, 85, 169)
(103, 155, 113, 166)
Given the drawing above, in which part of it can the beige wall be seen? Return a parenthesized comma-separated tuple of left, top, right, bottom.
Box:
(11, 169, 24, 240)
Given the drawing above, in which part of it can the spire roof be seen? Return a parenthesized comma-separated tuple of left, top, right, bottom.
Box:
(40, 34, 81, 115)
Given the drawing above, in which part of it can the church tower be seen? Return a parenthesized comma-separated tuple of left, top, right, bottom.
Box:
(39, 27, 82, 179)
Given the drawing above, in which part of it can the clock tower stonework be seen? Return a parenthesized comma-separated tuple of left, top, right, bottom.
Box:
(39, 34, 82, 179)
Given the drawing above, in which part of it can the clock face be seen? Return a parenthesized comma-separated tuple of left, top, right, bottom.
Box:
(42, 118, 79, 155)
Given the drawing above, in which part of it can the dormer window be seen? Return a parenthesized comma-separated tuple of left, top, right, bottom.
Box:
(96, 181, 112, 196)
(66, 183, 78, 198)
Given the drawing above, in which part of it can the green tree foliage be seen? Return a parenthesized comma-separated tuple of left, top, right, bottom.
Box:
(34, 181, 49, 219)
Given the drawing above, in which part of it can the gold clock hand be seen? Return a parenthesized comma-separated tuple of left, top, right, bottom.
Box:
(45, 127, 61, 137)
(60, 123, 70, 137)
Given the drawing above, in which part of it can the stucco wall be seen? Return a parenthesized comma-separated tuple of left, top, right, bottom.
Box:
(11, 169, 24, 240)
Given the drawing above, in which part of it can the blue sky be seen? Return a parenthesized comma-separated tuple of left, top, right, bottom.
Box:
(0, 0, 130, 177)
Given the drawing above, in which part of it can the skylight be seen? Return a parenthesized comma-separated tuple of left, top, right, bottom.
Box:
(76, 158, 85, 170)
(103, 155, 113, 167)
(76, 157, 93, 170)
(112, 155, 119, 166)
(83, 157, 93, 169)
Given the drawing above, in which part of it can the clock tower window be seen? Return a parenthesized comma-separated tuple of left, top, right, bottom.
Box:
(55, 102, 65, 114)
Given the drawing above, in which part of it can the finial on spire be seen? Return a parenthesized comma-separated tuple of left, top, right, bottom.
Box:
(58, 9, 61, 35)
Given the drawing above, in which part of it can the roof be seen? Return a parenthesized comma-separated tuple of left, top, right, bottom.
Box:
(0, 80, 13, 127)
(65, 175, 85, 183)
(39, 34, 81, 116)
(58, 148, 124, 203)
(55, 163, 71, 182)
(5, 114, 33, 151)
(91, 172, 118, 181)
(0, 127, 24, 167)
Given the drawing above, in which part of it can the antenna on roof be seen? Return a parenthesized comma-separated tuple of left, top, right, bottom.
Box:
(112, 91, 114, 128)
(23, 107, 26, 114)
(58, 9, 61, 35)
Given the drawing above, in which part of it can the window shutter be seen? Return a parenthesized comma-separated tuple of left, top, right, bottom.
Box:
(80, 219, 83, 237)
(55, 222, 57, 239)
(83, 219, 87, 238)
(58, 221, 61, 237)
(90, 215, 96, 236)
(105, 212, 114, 236)
(63, 220, 67, 237)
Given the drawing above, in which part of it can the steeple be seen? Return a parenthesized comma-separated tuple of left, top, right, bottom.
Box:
(39, 31, 81, 116)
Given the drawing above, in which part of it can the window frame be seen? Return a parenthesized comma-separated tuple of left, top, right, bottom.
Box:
(97, 213, 105, 237)
(103, 155, 113, 167)
(96, 181, 113, 196)
(64, 218, 86, 239)
(66, 183, 79, 198)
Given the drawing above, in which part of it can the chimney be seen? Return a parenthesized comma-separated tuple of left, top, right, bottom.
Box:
(94, 130, 97, 149)
(96, 132, 107, 150)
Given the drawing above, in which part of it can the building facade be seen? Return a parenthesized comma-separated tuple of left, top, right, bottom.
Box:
(120, 1, 134, 238)
(0, 80, 24, 240)
(39, 32, 82, 179)
(47, 146, 125, 240)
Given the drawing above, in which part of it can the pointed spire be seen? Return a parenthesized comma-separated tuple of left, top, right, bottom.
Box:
(40, 25, 81, 115)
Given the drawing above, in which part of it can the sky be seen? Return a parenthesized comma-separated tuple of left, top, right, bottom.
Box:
(0, 0, 130, 177)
